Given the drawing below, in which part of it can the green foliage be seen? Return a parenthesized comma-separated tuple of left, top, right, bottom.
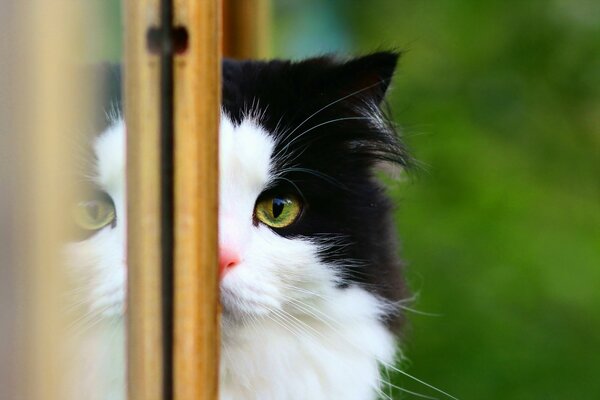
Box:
(275, 1, 600, 398)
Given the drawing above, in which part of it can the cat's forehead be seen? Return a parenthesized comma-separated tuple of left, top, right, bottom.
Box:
(219, 114, 275, 213)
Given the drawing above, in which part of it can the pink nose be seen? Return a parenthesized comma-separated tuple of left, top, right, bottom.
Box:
(219, 247, 239, 279)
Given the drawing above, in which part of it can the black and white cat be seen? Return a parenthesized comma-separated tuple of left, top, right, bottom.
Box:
(66, 52, 409, 400)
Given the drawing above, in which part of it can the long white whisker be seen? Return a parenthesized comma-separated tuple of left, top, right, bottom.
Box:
(379, 378, 438, 400)
(273, 116, 370, 165)
(396, 304, 442, 317)
(374, 382, 393, 400)
(282, 80, 387, 142)
(381, 361, 459, 400)
(266, 307, 324, 351)
(277, 166, 349, 190)
(383, 360, 394, 400)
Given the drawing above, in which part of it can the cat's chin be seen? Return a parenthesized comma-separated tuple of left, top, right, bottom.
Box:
(220, 305, 269, 335)
(220, 289, 279, 326)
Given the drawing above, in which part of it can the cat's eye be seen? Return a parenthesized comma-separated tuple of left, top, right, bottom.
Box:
(255, 193, 302, 228)
(72, 191, 116, 232)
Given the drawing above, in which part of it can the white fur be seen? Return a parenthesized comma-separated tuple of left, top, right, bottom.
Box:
(66, 115, 397, 400)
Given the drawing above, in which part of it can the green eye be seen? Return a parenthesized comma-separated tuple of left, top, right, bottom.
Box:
(255, 193, 302, 228)
(72, 191, 116, 232)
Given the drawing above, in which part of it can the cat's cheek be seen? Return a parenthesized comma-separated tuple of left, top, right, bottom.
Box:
(220, 263, 283, 318)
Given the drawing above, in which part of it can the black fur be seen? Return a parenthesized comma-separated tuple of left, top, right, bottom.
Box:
(222, 53, 409, 330)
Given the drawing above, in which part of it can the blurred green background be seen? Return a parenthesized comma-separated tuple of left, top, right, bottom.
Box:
(272, 1, 600, 398)
(98, 0, 599, 398)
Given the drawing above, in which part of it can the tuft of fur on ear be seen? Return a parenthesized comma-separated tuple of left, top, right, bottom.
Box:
(328, 51, 400, 104)
(274, 51, 400, 109)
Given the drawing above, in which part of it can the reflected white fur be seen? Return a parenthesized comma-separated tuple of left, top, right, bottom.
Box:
(65, 120, 126, 317)
(66, 115, 397, 400)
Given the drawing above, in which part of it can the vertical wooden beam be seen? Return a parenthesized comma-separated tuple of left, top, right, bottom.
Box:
(222, 0, 271, 59)
(127, 1, 221, 398)
(173, 1, 221, 400)
(124, 1, 164, 400)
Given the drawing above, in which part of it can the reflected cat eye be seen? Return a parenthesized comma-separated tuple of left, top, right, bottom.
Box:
(255, 193, 302, 228)
(72, 190, 116, 232)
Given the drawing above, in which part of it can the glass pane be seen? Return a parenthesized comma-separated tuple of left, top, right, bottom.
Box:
(0, 1, 125, 399)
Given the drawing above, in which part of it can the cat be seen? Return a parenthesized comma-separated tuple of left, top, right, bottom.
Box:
(66, 52, 409, 400)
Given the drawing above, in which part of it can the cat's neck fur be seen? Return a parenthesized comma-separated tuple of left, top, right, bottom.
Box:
(220, 286, 396, 400)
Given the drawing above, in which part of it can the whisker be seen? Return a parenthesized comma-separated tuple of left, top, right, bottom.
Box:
(281, 80, 390, 143)
(396, 304, 442, 317)
(381, 361, 459, 400)
(266, 176, 306, 201)
(273, 116, 371, 166)
(383, 364, 394, 400)
(278, 166, 349, 190)
(374, 382, 393, 400)
(379, 378, 438, 400)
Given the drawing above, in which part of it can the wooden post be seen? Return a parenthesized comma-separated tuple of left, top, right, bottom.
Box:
(125, 1, 164, 400)
(126, 0, 221, 399)
(173, 1, 221, 400)
(222, 0, 271, 59)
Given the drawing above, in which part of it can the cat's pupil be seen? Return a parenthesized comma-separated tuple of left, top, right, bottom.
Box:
(86, 201, 100, 220)
(272, 197, 286, 218)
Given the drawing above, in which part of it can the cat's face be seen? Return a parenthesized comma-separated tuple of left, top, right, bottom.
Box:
(218, 115, 340, 326)
(66, 53, 407, 331)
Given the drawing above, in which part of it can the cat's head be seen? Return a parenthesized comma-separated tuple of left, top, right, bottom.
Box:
(220, 52, 408, 330)
(66, 53, 408, 330)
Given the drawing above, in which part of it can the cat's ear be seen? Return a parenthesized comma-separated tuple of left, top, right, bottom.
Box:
(316, 51, 400, 105)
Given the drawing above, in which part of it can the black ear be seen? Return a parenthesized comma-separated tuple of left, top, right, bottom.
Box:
(340, 52, 400, 104)
(330, 51, 400, 104)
